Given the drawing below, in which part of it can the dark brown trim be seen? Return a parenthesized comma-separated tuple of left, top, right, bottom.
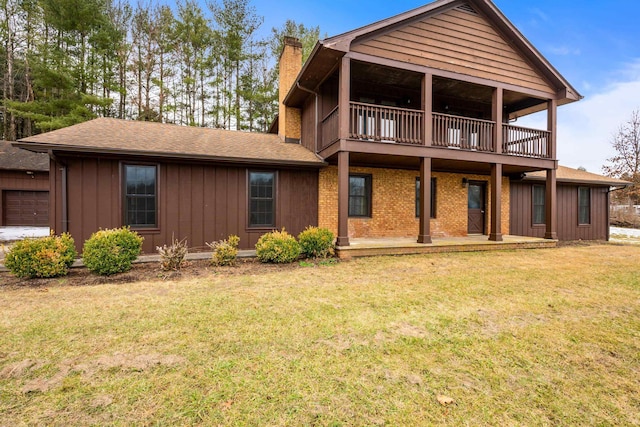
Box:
(417, 157, 432, 244)
(489, 163, 503, 241)
(348, 173, 373, 218)
(532, 184, 546, 226)
(337, 151, 350, 246)
(13, 143, 326, 169)
(120, 162, 160, 231)
(544, 168, 557, 239)
(246, 169, 278, 229)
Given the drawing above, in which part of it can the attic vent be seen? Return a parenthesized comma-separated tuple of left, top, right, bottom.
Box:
(456, 4, 478, 15)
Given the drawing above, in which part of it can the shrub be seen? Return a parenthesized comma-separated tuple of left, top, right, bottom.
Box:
(207, 235, 240, 266)
(82, 227, 143, 276)
(255, 229, 301, 264)
(4, 233, 77, 279)
(297, 226, 335, 259)
(156, 236, 188, 271)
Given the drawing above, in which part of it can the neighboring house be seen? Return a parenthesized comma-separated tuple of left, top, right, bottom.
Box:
(12, 0, 630, 252)
(0, 141, 49, 226)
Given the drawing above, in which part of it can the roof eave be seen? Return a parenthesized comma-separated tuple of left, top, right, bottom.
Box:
(522, 175, 633, 187)
(12, 142, 327, 169)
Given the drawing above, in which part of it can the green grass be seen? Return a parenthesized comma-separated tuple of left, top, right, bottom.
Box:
(1, 244, 640, 425)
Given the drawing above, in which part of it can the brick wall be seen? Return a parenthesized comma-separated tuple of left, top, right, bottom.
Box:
(318, 166, 510, 238)
(278, 37, 302, 141)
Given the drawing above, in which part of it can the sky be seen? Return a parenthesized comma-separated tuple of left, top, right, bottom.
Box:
(246, 0, 640, 173)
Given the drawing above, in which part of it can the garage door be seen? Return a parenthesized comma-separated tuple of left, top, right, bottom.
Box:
(3, 190, 49, 226)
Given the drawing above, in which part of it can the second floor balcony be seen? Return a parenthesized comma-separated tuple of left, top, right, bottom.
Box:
(321, 101, 552, 159)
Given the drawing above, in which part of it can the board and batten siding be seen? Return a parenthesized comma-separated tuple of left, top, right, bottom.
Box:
(50, 156, 319, 253)
(301, 95, 316, 152)
(510, 181, 610, 241)
(351, 7, 555, 94)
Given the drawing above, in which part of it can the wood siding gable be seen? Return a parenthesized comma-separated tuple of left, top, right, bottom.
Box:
(351, 4, 555, 94)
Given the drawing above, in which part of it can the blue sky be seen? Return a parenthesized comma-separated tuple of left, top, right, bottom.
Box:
(247, 0, 640, 172)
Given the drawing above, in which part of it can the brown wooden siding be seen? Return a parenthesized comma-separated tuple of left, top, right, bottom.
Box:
(52, 156, 319, 253)
(0, 169, 49, 226)
(301, 95, 316, 152)
(510, 181, 610, 241)
(352, 8, 555, 94)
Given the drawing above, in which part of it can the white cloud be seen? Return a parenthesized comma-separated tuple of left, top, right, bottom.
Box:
(518, 62, 640, 173)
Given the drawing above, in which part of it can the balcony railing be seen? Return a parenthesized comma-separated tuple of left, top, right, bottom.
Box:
(349, 102, 423, 144)
(319, 102, 553, 160)
(432, 113, 494, 152)
(321, 106, 339, 150)
(502, 124, 551, 158)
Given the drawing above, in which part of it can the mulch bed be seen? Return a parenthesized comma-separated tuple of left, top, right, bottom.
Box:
(0, 258, 313, 289)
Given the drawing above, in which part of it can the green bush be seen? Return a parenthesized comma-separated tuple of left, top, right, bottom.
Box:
(297, 226, 335, 259)
(207, 235, 240, 266)
(82, 227, 143, 276)
(255, 229, 301, 264)
(4, 233, 77, 279)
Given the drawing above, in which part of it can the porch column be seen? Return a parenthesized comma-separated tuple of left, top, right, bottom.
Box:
(337, 151, 350, 246)
(338, 56, 351, 140)
(418, 157, 432, 244)
(544, 168, 558, 239)
(547, 99, 557, 159)
(489, 163, 503, 241)
(422, 73, 433, 146)
(492, 87, 503, 154)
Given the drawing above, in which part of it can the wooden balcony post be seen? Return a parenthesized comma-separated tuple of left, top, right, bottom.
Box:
(418, 157, 432, 244)
(422, 73, 432, 146)
(489, 163, 503, 241)
(339, 56, 351, 140)
(544, 168, 558, 240)
(547, 98, 557, 159)
(337, 151, 350, 246)
(492, 87, 503, 154)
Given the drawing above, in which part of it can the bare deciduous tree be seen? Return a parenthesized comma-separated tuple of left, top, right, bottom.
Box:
(603, 109, 640, 205)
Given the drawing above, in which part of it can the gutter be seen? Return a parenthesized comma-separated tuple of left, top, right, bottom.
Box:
(14, 142, 327, 169)
(296, 82, 321, 155)
(48, 150, 68, 234)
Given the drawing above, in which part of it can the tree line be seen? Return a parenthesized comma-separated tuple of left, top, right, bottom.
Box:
(0, 0, 320, 140)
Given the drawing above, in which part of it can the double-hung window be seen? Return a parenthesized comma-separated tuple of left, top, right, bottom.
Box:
(124, 164, 158, 228)
(349, 174, 372, 217)
(249, 171, 275, 227)
(532, 185, 545, 225)
(578, 187, 591, 225)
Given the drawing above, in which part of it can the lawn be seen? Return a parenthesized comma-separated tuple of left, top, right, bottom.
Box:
(1, 244, 639, 425)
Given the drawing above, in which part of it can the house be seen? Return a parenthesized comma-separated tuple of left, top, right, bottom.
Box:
(0, 141, 49, 227)
(12, 0, 630, 253)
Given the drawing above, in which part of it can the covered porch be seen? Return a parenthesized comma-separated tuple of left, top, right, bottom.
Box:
(335, 234, 557, 259)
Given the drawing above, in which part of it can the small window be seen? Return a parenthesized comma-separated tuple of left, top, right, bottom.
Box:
(532, 185, 545, 225)
(349, 174, 372, 217)
(578, 187, 591, 225)
(124, 164, 158, 228)
(249, 171, 275, 227)
(415, 177, 436, 218)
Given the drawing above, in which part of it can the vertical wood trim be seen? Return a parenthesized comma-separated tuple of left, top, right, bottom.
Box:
(339, 57, 351, 140)
(489, 163, 503, 241)
(337, 151, 350, 246)
(422, 73, 433, 146)
(547, 98, 557, 159)
(606, 190, 610, 241)
(418, 157, 432, 243)
(492, 87, 503, 154)
(545, 168, 558, 239)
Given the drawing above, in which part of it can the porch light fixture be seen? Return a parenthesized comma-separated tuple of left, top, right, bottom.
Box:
(461, 178, 468, 188)
(26, 171, 34, 179)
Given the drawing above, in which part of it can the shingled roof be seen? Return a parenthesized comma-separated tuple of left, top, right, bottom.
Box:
(15, 118, 324, 167)
(0, 140, 49, 171)
(524, 166, 632, 187)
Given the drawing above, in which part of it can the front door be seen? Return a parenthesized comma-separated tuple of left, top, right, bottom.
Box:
(467, 182, 486, 234)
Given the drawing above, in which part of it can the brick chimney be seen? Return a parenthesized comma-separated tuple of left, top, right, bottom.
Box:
(278, 37, 303, 143)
